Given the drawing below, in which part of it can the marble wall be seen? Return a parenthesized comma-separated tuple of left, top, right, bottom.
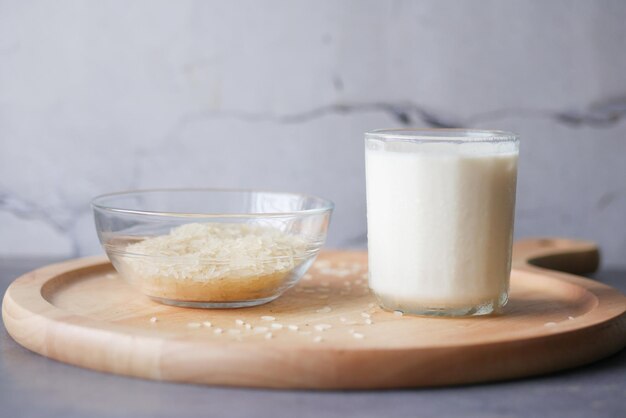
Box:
(1, 1, 625, 266)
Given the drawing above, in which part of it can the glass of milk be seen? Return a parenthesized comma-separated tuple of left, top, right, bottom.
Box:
(365, 129, 519, 316)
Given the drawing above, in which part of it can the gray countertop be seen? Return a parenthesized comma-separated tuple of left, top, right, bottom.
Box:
(0, 258, 624, 418)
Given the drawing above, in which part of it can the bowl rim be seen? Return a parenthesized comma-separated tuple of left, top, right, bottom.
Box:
(91, 188, 335, 218)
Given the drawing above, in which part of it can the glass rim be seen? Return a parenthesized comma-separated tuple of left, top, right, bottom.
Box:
(91, 188, 335, 219)
(365, 128, 519, 143)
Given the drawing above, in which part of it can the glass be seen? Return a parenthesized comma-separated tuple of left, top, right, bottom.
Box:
(92, 189, 334, 308)
(365, 129, 519, 316)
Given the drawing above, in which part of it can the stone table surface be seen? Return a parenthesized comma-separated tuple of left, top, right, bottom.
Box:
(0, 258, 624, 418)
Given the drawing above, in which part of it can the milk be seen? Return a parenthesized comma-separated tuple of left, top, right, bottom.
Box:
(365, 138, 518, 315)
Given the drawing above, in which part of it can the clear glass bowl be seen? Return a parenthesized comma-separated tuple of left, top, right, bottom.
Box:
(92, 189, 334, 308)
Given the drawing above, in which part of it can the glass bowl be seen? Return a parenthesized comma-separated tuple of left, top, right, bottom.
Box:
(92, 189, 334, 308)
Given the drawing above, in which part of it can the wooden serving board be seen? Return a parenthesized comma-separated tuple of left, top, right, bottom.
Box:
(3, 238, 626, 389)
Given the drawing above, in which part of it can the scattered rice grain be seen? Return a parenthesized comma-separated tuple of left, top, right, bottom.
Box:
(353, 332, 365, 339)
(149, 316, 158, 323)
(261, 315, 276, 321)
(315, 260, 331, 268)
(314, 324, 332, 331)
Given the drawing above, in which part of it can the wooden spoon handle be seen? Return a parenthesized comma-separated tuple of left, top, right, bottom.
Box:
(512, 238, 600, 275)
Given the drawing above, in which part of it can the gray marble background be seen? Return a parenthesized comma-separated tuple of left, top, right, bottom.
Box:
(1, 0, 625, 265)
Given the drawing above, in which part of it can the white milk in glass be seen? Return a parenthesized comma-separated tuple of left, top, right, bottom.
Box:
(365, 130, 519, 316)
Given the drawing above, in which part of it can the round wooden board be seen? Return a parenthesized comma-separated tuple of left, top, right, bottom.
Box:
(3, 238, 626, 389)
